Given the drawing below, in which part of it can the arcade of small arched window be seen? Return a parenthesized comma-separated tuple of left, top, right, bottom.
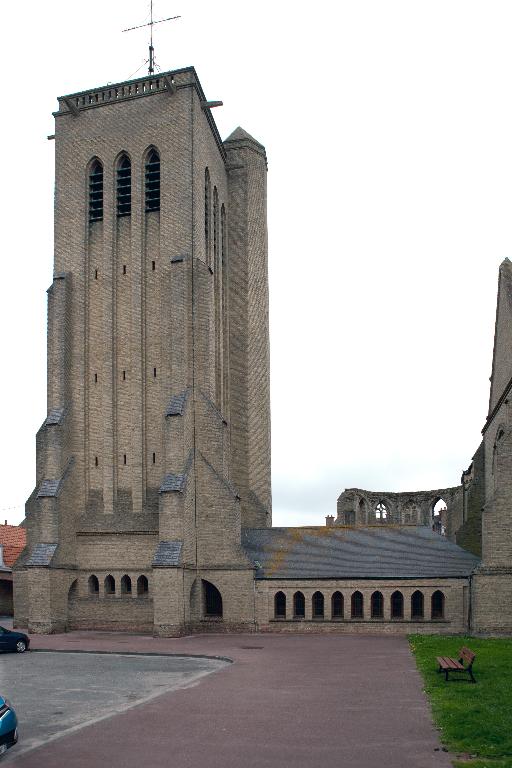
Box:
(371, 591, 384, 619)
(312, 591, 324, 619)
(351, 591, 364, 618)
(391, 591, 404, 619)
(267, 589, 446, 623)
(121, 574, 132, 595)
(274, 591, 286, 619)
(104, 575, 115, 595)
(375, 502, 388, 521)
(411, 590, 424, 619)
(293, 591, 305, 618)
(137, 575, 149, 597)
(431, 590, 445, 619)
(88, 575, 99, 596)
(432, 499, 447, 535)
(331, 591, 344, 619)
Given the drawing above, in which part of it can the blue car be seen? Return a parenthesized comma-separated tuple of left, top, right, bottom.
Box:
(0, 627, 29, 654)
(0, 697, 17, 756)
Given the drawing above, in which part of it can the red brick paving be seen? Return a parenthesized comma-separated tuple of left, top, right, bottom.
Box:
(5, 631, 452, 768)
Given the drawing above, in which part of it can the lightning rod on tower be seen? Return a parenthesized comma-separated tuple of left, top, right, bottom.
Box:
(122, 2, 181, 76)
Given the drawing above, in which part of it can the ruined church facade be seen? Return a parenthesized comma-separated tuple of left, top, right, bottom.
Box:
(13, 66, 512, 637)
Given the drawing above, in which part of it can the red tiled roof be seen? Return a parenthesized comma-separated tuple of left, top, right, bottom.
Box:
(0, 525, 26, 568)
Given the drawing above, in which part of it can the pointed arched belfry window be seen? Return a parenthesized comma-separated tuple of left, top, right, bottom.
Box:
(117, 154, 132, 217)
(89, 160, 104, 223)
(204, 168, 211, 266)
(145, 149, 160, 212)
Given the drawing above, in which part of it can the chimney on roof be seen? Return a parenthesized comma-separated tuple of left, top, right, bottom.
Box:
(3, 520, 6, 526)
(325, 515, 334, 527)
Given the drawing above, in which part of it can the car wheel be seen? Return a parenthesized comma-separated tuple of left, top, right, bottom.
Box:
(15, 640, 27, 653)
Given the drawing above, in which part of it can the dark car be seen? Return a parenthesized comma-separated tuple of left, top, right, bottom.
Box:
(0, 627, 29, 653)
(0, 696, 17, 755)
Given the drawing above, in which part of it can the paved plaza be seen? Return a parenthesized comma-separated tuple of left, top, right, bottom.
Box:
(1, 630, 453, 768)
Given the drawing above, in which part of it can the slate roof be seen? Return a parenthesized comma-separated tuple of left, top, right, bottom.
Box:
(166, 389, 190, 417)
(26, 543, 58, 567)
(225, 126, 262, 145)
(152, 541, 183, 567)
(159, 452, 192, 493)
(159, 473, 187, 493)
(0, 525, 27, 567)
(45, 407, 65, 426)
(241, 526, 480, 579)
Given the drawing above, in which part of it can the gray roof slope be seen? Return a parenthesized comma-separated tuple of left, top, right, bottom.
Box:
(26, 543, 58, 567)
(241, 526, 480, 579)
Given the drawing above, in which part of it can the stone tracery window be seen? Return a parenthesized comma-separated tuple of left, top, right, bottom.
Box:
(375, 502, 388, 521)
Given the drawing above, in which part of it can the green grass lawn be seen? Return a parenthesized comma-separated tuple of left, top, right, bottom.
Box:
(410, 635, 512, 768)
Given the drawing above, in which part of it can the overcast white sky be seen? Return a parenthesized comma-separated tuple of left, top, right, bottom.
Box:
(0, 1, 510, 526)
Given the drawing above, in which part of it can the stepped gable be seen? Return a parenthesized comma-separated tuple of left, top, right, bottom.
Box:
(242, 525, 480, 579)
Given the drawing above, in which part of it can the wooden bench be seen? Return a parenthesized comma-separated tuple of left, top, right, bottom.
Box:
(436, 647, 476, 683)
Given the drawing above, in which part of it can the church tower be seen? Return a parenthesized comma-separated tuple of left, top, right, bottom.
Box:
(472, 259, 512, 634)
(14, 67, 271, 635)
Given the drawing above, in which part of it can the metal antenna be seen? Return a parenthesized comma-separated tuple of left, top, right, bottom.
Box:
(122, 2, 181, 76)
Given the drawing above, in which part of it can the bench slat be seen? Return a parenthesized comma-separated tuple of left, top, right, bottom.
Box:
(437, 656, 464, 670)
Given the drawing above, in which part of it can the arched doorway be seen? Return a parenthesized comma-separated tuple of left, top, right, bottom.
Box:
(203, 580, 223, 617)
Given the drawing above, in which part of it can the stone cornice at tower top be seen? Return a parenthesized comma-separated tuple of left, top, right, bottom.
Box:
(54, 66, 227, 161)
